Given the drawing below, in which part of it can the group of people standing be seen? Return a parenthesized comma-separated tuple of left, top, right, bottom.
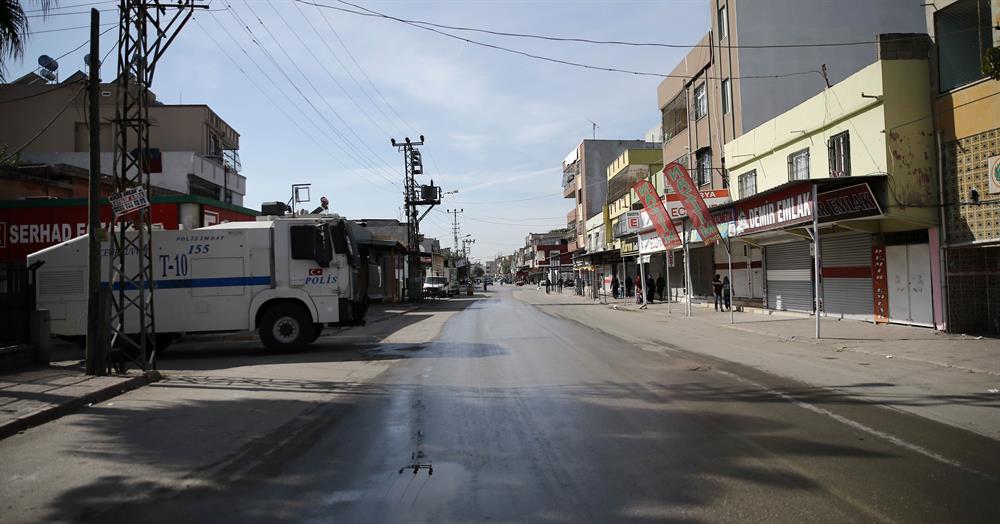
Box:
(609, 274, 667, 304)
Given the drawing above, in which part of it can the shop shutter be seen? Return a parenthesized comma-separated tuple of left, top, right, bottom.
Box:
(765, 241, 813, 312)
(821, 233, 873, 320)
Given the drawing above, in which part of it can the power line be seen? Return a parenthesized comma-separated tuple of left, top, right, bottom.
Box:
(1, 83, 87, 164)
(25, 22, 116, 35)
(267, 2, 399, 159)
(234, 1, 401, 187)
(202, 11, 398, 194)
(453, 194, 564, 205)
(297, 0, 824, 81)
(327, 0, 923, 51)
(291, 0, 397, 138)
(22, 1, 116, 13)
(220, 3, 399, 189)
(311, 2, 416, 133)
(0, 78, 85, 104)
(192, 17, 397, 195)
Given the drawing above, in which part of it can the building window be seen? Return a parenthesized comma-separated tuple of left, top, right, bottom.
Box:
(788, 148, 810, 180)
(738, 170, 757, 199)
(661, 92, 688, 141)
(721, 78, 732, 115)
(718, 4, 728, 41)
(694, 83, 707, 120)
(935, 0, 993, 92)
(696, 149, 712, 186)
(828, 131, 850, 177)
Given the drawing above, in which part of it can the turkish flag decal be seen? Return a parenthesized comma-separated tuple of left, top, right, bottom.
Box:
(309, 268, 323, 276)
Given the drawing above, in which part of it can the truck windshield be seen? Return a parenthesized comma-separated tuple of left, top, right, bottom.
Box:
(424, 277, 447, 285)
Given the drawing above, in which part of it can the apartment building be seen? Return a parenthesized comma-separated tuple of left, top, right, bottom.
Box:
(724, 43, 939, 325)
(562, 140, 657, 253)
(0, 71, 246, 205)
(658, 1, 926, 193)
(928, 0, 1000, 334)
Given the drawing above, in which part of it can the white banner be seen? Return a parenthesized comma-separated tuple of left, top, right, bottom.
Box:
(989, 155, 1000, 194)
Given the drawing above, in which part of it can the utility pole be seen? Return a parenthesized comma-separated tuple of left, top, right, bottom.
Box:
(463, 237, 476, 259)
(446, 208, 463, 252)
(85, 8, 106, 375)
(390, 135, 440, 303)
(108, 0, 203, 373)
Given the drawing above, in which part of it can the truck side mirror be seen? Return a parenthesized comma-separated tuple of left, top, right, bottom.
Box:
(314, 225, 332, 267)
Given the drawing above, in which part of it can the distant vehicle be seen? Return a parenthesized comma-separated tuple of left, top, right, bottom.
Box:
(29, 214, 370, 352)
(423, 276, 450, 298)
(515, 280, 525, 286)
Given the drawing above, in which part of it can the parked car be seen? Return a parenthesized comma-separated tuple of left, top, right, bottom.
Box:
(423, 276, 449, 298)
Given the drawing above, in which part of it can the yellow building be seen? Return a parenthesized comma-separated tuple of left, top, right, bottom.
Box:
(928, 0, 1000, 334)
(723, 50, 941, 326)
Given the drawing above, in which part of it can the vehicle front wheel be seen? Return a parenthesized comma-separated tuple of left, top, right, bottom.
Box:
(259, 303, 315, 351)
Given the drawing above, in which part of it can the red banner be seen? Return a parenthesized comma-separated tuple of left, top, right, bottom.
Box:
(872, 245, 889, 324)
(631, 179, 681, 250)
(661, 162, 721, 244)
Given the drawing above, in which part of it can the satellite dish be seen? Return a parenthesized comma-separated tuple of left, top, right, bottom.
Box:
(37, 54, 58, 72)
(83, 54, 101, 68)
(39, 69, 56, 81)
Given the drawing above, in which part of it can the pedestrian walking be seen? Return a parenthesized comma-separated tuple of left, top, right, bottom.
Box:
(557, 278, 564, 292)
(545, 279, 551, 294)
(722, 276, 732, 311)
(656, 274, 666, 301)
(646, 275, 655, 304)
(611, 275, 620, 299)
(634, 274, 643, 305)
(712, 274, 723, 311)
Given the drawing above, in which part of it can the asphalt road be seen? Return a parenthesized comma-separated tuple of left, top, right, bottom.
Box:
(2, 288, 999, 523)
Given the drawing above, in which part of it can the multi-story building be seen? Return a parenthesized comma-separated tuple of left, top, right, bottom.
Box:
(928, 0, 1000, 334)
(562, 140, 657, 253)
(723, 41, 939, 325)
(0, 71, 246, 204)
(658, 1, 926, 193)
(520, 229, 573, 283)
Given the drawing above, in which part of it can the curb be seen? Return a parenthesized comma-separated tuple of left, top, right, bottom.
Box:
(0, 370, 162, 441)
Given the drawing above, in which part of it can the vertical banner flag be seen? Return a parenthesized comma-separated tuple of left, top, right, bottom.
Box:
(632, 179, 681, 250)
(661, 162, 722, 244)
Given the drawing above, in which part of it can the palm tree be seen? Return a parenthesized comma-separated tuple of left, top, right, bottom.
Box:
(0, 1, 55, 81)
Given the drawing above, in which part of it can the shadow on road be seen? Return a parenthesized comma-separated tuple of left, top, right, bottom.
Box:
(37, 379, 909, 523)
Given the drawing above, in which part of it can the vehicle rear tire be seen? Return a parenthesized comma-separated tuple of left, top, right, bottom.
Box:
(259, 303, 315, 351)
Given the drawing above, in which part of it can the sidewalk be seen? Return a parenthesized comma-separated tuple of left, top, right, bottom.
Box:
(519, 287, 1000, 440)
(547, 288, 1000, 376)
(0, 300, 425, 440)
(0, 364, 159, 440)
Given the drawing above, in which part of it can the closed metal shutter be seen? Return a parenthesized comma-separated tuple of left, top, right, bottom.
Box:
(766, 241, 812, 312)
(821, 233, 873, 320)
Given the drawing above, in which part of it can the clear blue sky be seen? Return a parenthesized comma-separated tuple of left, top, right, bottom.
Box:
(13, 0, 709, 261)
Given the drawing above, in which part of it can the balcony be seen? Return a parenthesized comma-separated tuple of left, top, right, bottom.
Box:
(563, 180, 577, 199)
(566, 208, 578, 226)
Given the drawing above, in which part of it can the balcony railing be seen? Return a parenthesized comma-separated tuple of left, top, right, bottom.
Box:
(566, 208, 577, 225)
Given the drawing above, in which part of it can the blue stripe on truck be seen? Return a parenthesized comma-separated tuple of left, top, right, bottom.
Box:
(101, 276, 272, 290)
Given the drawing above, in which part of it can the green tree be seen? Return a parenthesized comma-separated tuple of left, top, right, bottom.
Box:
(472, 266, 484, 278)
(1, 1, 55, 81)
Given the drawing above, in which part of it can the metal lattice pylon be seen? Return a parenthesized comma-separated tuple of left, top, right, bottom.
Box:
(109, 1, 202, 372)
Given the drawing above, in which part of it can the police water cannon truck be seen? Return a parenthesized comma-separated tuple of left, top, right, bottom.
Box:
(28, 212, 370, 352)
